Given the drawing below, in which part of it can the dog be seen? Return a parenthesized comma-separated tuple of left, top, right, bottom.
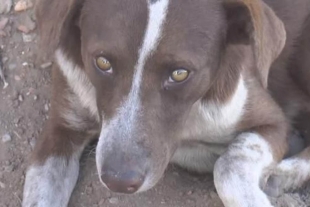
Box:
(22, 0, 310, 206)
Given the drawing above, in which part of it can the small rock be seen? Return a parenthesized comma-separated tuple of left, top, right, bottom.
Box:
(14, 0, 33, 12)
(0, 181, 6, 189)
(44, 103, 49, 112)
(13, 118, 19, 125)
(108, 197, 119, 204)
(2, 133, 11, 143)
(0, 18, 9, 30)
(33, 95, 38, 100)
(29, 138, 36, 149)
(0, 0, 12, 14)
(40, 62, 52, 69)
(187, 190, 194, 195)
(17, 25, 30, 34)
(18, 94, 23, 102)
(14, 75, 21, 81)
(17, 14, 36, 33)
(22, 33, 36, 42)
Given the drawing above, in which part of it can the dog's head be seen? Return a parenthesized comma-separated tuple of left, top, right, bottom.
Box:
(36, 0, 285, 194)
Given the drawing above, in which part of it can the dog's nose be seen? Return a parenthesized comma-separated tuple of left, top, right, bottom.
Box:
(101, 168, 145, 194)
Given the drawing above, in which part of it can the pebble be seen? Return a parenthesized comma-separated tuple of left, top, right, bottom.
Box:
(33, 95, 38, 100)
(18, 94, 23, 102)
(13, 118, 20, 125)
(28, 138, 36, 149)
(22, 33, 36, 42)
(2, 133, 12, 143)
(17, 14, 36, 33)
(0, 181, 6, 189)
(0, 0, 12, 14)
(44, 103, 49, 112)
(14, 75, 21, 81)
(187, 190, 194, 195)
(14, 0, 33, 12)
(40, 62, 52, 69)
(108, 197, 119, 204)
(0, 18, 9, 30)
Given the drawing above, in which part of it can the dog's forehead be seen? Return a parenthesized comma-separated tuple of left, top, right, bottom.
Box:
(81, 0, 225, 58)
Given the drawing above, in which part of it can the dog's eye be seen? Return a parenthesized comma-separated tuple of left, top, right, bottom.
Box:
(95, 56, 112, 73)
(170, 69, 189, 82)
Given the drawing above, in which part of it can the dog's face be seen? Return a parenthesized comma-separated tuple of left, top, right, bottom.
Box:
(37, 0, 285, 194)
(80, 0, 225, 193)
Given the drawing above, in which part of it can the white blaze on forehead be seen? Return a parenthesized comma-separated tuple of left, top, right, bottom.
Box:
(96, 0, 170, 175)
(101, 0, 169, 133)
(116, 0, 170, 129)
(132, 0, 170, 91)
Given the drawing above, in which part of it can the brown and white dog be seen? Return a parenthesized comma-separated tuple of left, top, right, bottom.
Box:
(22, 0, 310, 206)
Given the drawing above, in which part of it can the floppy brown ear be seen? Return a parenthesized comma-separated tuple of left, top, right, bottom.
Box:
(35, 0, 84, 57)
(224, 0, 286, 88)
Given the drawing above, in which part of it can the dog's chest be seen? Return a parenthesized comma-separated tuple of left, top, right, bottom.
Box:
(171, 109, 238, 173)
(171, 77, 248, 173)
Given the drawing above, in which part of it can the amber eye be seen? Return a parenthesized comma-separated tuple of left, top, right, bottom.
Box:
(95, 56, 112, 72)
(170, 69, 189, 82)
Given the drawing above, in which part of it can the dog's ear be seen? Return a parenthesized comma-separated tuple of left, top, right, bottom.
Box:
(224, 0, 286, 88)
(35, 0, 84, 57)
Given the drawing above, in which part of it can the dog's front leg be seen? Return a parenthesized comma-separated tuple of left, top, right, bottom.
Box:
(214, 131, 284, 207)
(22, 123, 91, 207)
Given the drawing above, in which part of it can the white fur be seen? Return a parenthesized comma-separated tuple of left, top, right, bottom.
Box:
(55, 49, 99, 120)
(270, 157, 310, 191)
(22, 156, 80, 207)
(96, 0, 169, 191)
(214, 133, 274, 207)
(171, 76, 248, 173)
(199, 76, 248, 139)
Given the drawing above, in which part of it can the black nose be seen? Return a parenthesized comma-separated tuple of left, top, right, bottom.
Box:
(101, 168, 145, 194)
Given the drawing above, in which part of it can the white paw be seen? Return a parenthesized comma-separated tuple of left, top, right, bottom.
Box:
(22, 157, 79, 207)
(264, 158, 310, 197)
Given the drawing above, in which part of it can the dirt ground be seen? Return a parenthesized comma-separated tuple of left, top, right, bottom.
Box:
(0, 0, 310, 207)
